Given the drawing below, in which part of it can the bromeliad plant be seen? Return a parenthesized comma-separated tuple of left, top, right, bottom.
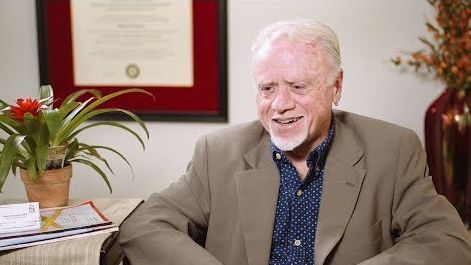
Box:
(0, 85, 152, 192)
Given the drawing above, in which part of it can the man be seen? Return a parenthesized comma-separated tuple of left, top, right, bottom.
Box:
(120, 19, 471, 265)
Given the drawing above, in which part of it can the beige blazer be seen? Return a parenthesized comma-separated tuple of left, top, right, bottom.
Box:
(120, 111, 471, 265)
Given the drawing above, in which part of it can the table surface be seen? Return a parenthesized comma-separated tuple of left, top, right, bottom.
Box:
(100, 201, 143, 265)
(0, 198, 143, 265)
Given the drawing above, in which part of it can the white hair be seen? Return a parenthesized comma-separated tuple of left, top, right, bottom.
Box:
(251, 19, 342, 85)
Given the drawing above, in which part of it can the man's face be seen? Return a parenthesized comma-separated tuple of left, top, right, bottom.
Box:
(254, 39, 341, 152)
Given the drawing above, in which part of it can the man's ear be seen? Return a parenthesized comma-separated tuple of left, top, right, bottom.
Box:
(333, 70, 343, 105)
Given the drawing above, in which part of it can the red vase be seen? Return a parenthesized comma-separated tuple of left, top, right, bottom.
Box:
(425, 88, 471, 226)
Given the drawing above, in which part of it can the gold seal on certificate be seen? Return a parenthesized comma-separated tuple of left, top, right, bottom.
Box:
(126, 64, 140, 79)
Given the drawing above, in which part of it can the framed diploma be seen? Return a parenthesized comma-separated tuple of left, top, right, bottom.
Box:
(36, 0, 228, 122)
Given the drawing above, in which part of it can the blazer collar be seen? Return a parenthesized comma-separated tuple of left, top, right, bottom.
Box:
(243, 129, 274, 169)
(315, 115, 366, 265)
(235, 130, 279, 265)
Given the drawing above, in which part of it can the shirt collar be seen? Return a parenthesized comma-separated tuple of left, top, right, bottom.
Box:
(270, 115, 335, 170)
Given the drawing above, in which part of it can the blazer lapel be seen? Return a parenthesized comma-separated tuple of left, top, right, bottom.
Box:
(315, 117, 366, 265)
(235, 132, 279, 265)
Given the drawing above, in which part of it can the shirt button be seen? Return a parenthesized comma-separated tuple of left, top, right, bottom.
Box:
(275, 153, 282, 160)
(294, 239, 302, 246)
(296, 190, 303, 197)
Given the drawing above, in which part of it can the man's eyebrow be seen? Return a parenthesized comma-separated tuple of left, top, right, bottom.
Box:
(257, 81, 277, 87)
(257, 79, 313, 87)
(285, 79, 312, 85)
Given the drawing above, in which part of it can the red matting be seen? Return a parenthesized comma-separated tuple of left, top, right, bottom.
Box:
(37, 0, 227, 122)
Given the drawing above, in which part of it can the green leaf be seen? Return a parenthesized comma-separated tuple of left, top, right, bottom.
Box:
(23, 113, 40, 144)
(66, 120, 146, 150)
(23, 113, 49, 171)
(57, 101, 80, 121)
(39, 85, 53, 100)
(25, 157, 38, 182)
(63, 107, 149, 144)
(43, 109, 61, 144)
(39, 85, 54, 108)
(35, 147, 48, 172)
(69, 158, 112, 193)
(77, 144, 114, 174)
(60, 97, 95, 127)
(53, 97, 95, 145)
(64, 138, 79, 162)
(11, 162, 19, 177)
(19, 136, 34, 160)
(59, 88, 153, 142)
(80, 89, 153, 117)
(0, 134, 26, 192)
(0, 122, 16, 137)
(0, 114, 21, 130)
(78, 143, 134, 178)
(60, 89, 102, 108)
(34, 128, 48, 173)
(115, 108, 149, 139)
(0, 99, 8, 110)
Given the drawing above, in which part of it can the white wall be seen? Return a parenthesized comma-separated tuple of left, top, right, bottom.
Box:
(0, 0, 443, 199)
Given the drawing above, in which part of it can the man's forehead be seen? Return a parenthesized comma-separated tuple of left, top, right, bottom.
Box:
(254, 57, 325, 78)
(254, 62, 328, 87)
(254, 43, 324, 71)
(256, 39, 321, 60)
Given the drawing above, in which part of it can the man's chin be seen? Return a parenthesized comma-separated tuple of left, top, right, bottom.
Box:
(271, 135, 305, 152)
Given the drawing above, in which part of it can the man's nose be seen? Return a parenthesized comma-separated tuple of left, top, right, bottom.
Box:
(271, 87, 295, 113)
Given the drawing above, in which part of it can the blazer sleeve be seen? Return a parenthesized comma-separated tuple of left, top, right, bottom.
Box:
(119, 136, 223, 265)
(359, 129, 471, 265)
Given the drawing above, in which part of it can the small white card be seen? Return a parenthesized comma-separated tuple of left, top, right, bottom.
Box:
(0, 202, 40, 234)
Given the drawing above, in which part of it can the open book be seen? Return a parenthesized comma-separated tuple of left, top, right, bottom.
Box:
(0, 201, 118, 251)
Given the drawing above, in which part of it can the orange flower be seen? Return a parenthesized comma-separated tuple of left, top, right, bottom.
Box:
(451, 66, 459, 74)
(393, 0, 470, 90)
(10, 98, 45, 121)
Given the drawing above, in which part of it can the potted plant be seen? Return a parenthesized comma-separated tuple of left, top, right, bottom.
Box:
(0, 85, 152, 207)
(392, 0, 470, 225)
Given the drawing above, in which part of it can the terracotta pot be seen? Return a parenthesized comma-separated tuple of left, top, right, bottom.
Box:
(425, 88, 471, 226)
(20, 165, 72, 208)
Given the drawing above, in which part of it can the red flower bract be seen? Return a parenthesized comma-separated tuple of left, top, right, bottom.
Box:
(10, 98, 44, 121)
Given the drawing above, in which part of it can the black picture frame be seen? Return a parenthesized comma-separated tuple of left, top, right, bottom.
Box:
(36, 0, 228, 122)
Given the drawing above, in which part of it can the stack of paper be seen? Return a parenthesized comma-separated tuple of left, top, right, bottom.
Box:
(0, 201, 118, 251)
(0, 202, 40, 234)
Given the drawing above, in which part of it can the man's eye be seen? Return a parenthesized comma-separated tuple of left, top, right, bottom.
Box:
(292, 84, 309, 94)
(259, 86, 273, 92)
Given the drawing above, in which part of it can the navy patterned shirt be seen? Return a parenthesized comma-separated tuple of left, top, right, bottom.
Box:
(269, 120, 335, 265)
